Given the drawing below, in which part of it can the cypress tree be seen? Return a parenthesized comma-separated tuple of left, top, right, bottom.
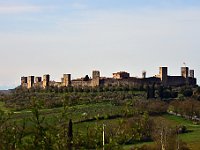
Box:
(68, 119, 73, 150)
(147, 85, 150, 99)
(159, 85, 164, 100)
(152, 83, 155, 98)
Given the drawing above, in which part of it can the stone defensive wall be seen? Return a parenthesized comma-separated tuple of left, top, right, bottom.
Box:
(167, 76, 196, 86)
(20, 66, 197, 89)
(100, 77, 161, 87)
(71, 79, 93, 87)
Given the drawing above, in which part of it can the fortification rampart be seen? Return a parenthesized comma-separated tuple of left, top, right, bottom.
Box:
(100, 77, 161, 88)
(71, 79, 93, 87)
(20, 66, 197, 89)
(167, 76, 186, 86)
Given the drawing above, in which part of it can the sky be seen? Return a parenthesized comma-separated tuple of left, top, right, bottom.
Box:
(0, 0, 200, 89)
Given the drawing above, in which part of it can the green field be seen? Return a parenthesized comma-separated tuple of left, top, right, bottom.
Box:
(74, 113, 200, 149)
(1, 99, 200, 149)
(163, 114, 200, 150)
(0, 101, 11, 112)
(10, 109, 200, 149)
(122, 114, 200, 149)
(10, 102, 128, 122)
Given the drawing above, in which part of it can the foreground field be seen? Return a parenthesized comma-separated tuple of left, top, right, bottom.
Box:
(0, 101, 11, 112)
(1, 86, 200, 149)
(163, 115, 200, 150)
(1, 99, 200, 149)
(123, 114, 200, 149)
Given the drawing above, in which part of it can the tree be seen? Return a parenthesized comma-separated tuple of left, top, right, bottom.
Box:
(83, 75, 90, 81)
(146, 85, 155, 99)
(68, 119, 73, 150)
(152, 118, 178, 150)
(183, 88, 193, 97)
(147, 85, 150, 99)
(152, 83, 155, 98)
(158, 85, 164, 100)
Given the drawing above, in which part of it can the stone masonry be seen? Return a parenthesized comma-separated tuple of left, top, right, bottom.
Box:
(21, 66, 197, 89)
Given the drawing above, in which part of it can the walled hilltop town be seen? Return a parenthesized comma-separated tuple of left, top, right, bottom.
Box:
(20, 66, 197, 89)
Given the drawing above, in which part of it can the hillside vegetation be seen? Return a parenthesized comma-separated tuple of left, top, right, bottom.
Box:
(0, 85, 200, 149)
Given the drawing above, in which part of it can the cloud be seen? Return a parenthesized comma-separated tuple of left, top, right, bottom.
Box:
(0, 4, 51, 14)
(70, 2, 88, 10)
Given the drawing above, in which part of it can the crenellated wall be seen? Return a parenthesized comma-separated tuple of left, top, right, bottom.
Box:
(20, 67, 197, 89)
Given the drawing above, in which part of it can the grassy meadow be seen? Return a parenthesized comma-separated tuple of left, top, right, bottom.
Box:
(1, 99, 200, 149)
(1, 86, 200, 149)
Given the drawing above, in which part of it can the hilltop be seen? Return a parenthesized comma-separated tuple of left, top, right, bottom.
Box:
(0, 73, 200, 149)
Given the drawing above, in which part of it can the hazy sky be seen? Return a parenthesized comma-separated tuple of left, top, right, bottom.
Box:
(0, 0, 200, 89)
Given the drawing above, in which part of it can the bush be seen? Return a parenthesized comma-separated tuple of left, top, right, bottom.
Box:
(183, 89, 193, 97)
(162, 90, 171, 99)
(171, 91, 178, 98)
(178, 125, 187, 134)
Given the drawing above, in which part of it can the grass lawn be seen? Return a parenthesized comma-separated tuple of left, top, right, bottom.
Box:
(11, 102, 126, 122)
(163, 114, 200, 150)
(122, 114, 200, 150)
(0, 101, 12, 112)
(6, 102, 129, 130)
(2, 100, 200, 150)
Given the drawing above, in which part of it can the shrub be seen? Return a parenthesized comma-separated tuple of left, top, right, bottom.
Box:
(183, 89, 193, 97)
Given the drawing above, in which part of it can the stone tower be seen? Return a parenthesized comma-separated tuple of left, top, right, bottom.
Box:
(35, 77, 42, 83)
(92, 70, 100, 87)
(181, 67, 189, 78)
(159, 67, 168, 85)
(92, 70, 100, 79)
(142, 71, 146, 78)
(62, 74, 71, 87)
(189, 70, 194, 78)
(43, 74, 50, 88)
(21, 76, 27, 86)
(27, 76, 34, 89)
